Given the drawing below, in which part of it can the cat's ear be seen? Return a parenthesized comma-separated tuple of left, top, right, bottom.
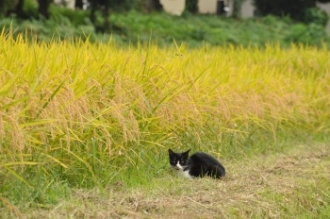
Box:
(183, 149, 191, 155)
(168, 149, 174, 155)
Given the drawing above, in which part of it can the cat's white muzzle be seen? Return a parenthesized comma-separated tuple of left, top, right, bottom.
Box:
(175, 162, 184, 170)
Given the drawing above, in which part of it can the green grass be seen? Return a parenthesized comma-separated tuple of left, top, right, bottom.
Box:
(2, 143, 329, 218)
(0, 33, 330, 217)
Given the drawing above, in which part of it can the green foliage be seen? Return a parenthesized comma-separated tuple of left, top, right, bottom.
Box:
(22, 0, 39, 18)
(1, 2, 330, 47)
(304, 7, 329, 26)
(287, 23, 328, 46)
(109, 0, 137, 11)
(232, 0, 245, 18)
(1, 7, 329, 47)
(49, 5, 90, 26)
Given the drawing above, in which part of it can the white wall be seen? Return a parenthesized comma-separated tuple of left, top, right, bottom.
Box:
(198, 0, 229, 14)
(198, 0, 217, 14)
(241, 0, 255, 18)
(160, 0, 186, 16)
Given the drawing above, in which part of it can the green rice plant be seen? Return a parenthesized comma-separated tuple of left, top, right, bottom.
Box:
(0, 32, 329, 207)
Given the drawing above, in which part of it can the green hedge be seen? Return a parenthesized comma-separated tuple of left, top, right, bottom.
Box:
(1, 7, 329, 47)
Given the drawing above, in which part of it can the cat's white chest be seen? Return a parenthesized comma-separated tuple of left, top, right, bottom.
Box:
(177, 169, 193, 179)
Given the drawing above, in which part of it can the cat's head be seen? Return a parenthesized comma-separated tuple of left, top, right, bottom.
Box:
(168, 149, 190, 170)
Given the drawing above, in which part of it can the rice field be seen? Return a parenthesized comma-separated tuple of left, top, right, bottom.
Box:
(0, 32, 330, 216)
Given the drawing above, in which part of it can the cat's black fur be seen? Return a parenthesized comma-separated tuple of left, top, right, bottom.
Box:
(168, 149, 226, 179)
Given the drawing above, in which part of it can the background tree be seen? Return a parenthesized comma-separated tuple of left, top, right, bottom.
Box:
(13, 0, 24, 18)
(88, 0, 148, 32)
(0, 0, 19, 17)
(75, 0, 84, 9)
(232, 0, 245, 18)
(89, 0, 111, 32)
(254, 0, 330, 24)
(142, 0, 162, 13)
(37, 0, 53, 18)
(186, 0, 198, 13)
(1, 0, 53, 19)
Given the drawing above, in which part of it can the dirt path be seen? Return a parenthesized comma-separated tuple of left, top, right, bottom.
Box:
(9, 143, 330, 219)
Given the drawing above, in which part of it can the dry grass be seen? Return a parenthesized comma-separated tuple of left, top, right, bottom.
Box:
(1, 37, 329, 156)
(3, 143, 327, 219)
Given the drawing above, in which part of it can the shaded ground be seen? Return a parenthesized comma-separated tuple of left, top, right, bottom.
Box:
(3, 143, 330, 219)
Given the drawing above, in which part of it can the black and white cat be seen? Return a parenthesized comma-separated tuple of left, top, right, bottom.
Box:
(168, 149, 226, 179)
